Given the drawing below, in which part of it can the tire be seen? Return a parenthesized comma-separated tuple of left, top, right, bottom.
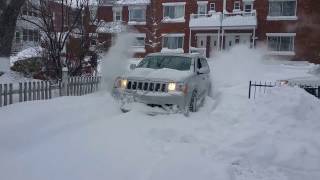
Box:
(189, 90, 198, 112)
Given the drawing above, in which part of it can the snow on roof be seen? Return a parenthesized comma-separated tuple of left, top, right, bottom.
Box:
(115, 0, 150, 5)
(189, 12, 222, 29)
(190, 11, 257, 29)
(222, 12, 257, 28)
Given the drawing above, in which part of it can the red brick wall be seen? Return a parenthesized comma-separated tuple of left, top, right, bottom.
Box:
(97, 5, 113, 22)
(255, 0, 320, 63)
(96, 0, 320, 63)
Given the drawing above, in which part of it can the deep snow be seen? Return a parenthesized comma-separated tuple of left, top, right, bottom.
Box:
(1, 46, 320, 180)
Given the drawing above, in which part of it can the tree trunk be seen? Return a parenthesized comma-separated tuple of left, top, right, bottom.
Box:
(0, 0, 26, 57)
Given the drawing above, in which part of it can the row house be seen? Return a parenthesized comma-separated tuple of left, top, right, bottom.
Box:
(73, 0, 318, 63)
(12, 0, 42, 54)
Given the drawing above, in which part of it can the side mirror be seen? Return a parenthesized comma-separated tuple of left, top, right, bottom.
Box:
(130, 64, 136, 70)
(197, 67, 210, 74)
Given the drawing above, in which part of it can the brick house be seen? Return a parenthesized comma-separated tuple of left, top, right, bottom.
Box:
(97, 0, 320, 63)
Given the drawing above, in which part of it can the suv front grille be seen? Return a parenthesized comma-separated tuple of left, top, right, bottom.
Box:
(127, 80, 167, 92)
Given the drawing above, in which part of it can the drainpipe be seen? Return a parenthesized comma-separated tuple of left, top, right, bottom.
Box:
(189, 29, 192, 53)
(223, 0, 227, 13)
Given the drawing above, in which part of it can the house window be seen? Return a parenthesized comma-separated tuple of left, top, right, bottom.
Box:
(163, 36, 184, 49)
(15, 31, 21, 43)
(269, 0, 296, 16)
(22, 29, 40, 42)
(234, 1, 241, 11)
(129, 8, 146, 22)
(198, 3, 207, 15)
(114, 11, 122, 21)
(267, 35, 295, 52)
(23, 29, 28, 41)
(21, 2, 38, 17)
(209, 3, 216, 11)
(163, 4, 185, 20)
(132, 37, 145, 47)
(244, 3, 253, 12)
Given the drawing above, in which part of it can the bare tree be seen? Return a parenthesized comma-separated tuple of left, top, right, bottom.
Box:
(66, 0, 102, 76)
(145, 0, 163, 53)
(0, 0, 26, 57)
(20, 0, 95, 79)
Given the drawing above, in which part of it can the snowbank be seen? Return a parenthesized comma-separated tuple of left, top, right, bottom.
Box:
(0, 57, 10, 72)
(0, 84, 320, 180)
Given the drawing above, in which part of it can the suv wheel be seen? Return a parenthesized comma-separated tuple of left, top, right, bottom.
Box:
(189, 90, 198, 112)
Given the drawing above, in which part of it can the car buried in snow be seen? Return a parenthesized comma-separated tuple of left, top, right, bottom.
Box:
(112, 53, 212, 115)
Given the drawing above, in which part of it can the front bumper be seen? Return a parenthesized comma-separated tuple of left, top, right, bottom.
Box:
(113, 88, 188, 110)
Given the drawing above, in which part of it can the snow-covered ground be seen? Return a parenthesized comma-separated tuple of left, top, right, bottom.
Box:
(1, 46, 320, 180)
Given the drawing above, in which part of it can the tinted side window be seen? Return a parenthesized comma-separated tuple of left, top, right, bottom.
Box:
(197, 58, 202, 69)
(200, 58, 209, 69)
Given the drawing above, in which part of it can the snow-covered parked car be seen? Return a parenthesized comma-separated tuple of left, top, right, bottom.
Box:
(113, 53, 212, 115)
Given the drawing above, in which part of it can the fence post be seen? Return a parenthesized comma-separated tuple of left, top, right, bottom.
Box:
(28, 82, 32, 101)
(49, 82, 52, 99)
(4, 84, 7, 106)
(61, 67, 69, 96)
(248, 81, 252, 99)
(0, 84, 2, 107)
(24, 82, 27, 101)
(9, 84, 13, 104)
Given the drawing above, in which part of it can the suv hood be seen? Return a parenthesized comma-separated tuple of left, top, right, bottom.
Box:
(124, 68, 192, 82)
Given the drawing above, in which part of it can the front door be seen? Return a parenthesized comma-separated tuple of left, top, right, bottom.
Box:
(197, 36, 207, 48)
(225, 34, 251, 50)
(210, 36, 219, 55)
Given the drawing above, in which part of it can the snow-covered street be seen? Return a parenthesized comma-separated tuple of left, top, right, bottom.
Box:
(1, 46, 320, 180)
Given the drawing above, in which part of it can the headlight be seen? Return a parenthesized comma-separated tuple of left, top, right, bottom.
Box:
(120, 79, 128, 89)
(280, 80, 289, 86)
(168, 82, 176, 91)
(168, 82, 188, 94)
(114, 77, 128, 89)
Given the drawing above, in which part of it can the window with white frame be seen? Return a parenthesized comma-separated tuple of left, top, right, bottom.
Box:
(22, 29, 40, 42)
(15, 31, 21, 43)
(163, 35, 184, 49)
(234, 1, 241, 11)
(114, 11, 122, 21)
(132, 36, 145, 47)
(244, 2, 253, 12)
(209, 3, 216, 11)
(163, 3, 185, 21)
(22, 1, 38, 17)
(197, 2, 207, 15)
(268, 0, 296, 17)
(267, 34, 295, 52)
(113, 7, 122, 21)
(129, 7, 146, 22)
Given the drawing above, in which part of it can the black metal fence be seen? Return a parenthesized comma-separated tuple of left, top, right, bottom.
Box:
(248, 81, 320, 99)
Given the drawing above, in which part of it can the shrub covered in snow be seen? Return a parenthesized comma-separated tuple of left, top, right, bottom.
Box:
(10, 57, 44, 79)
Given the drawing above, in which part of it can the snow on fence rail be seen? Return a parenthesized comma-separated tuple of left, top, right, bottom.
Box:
(0, 76, 101, 107)
(249, 81, 320, 99)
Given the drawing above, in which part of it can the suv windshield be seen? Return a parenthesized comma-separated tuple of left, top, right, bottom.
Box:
(136, 56, 192, 71)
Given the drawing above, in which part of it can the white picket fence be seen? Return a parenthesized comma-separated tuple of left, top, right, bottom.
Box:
(0, 76, 101, 107)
